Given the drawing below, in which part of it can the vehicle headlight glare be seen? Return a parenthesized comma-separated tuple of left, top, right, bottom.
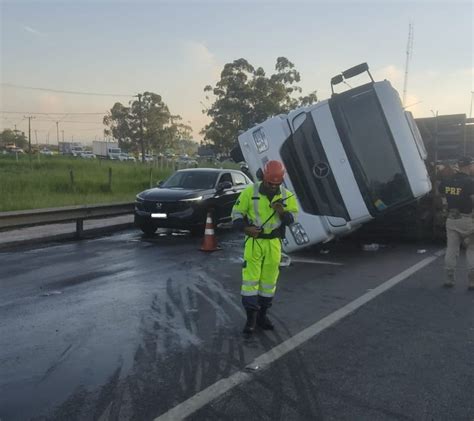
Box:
(180, 196, 203, 202)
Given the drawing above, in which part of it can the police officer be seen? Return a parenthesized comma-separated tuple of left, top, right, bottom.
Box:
(438, 156, 474, 290)
(231, 160, 299, 334)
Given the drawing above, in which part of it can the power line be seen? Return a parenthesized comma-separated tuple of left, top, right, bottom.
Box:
(1, 83, 134, 97)
(34, 119, 105, 124)
(0, 111, 105, 115)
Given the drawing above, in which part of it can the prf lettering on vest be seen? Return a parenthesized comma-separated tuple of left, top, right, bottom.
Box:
(445, 186, 462, 195)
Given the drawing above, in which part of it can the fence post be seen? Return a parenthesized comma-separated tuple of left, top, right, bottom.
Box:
(149, 167, 153, 188)
(108, 167, 112, 191)
(76, 219, 84, 239)
(69, 169, 74, 188)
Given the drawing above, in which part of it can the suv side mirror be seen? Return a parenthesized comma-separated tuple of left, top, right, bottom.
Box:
(217, 181, 232, 192)
(157, 180, 164, 187)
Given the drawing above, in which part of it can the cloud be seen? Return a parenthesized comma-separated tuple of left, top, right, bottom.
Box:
(403, 93, 422, 113)
(376, 65, 404, 83)
(181, 40, 221, 80)
(22, 25, 43, 36)
(38, 93, 63, 111)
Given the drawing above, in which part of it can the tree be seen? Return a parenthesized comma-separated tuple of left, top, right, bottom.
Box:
(0, 129, 28, 149)
(103, 92, 193, 155)
(201, 57, 318, 154)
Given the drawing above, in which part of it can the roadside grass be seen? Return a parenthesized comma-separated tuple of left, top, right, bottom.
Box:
(0, 155, 240, 211)
(0, 155, 172, 211)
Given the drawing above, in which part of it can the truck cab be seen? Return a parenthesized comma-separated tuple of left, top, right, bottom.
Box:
(107, 147, 122, 160)
(236, 63, 431, 252)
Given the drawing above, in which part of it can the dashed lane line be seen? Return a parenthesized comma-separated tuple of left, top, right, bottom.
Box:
(154, 251, 442, 421)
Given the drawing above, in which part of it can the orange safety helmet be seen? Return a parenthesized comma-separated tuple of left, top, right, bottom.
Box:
(263, 160, 285, 184)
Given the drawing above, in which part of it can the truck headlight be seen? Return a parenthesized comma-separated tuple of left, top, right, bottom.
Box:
(290, 223, 310, 245)
(252, 128, 268, 153)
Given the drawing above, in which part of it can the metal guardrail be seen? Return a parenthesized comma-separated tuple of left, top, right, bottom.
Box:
(0, 202, 134, 238)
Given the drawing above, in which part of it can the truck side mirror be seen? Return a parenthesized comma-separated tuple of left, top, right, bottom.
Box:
(157, 180, 164, 187)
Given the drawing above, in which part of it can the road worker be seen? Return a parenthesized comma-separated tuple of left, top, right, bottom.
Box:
(438, 156, 474, 289)
(231, 160, 299, 334)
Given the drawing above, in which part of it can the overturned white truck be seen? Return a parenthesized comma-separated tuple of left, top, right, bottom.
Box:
(234, 63, 431, 252)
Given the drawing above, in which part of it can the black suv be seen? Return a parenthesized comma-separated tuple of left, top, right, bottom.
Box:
(134, 168, 252, 236)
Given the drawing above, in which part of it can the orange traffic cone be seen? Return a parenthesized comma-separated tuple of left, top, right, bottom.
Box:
(199, 211, 221, 252)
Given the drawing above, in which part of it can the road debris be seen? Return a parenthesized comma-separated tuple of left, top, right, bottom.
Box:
(362, 243, 380, 251)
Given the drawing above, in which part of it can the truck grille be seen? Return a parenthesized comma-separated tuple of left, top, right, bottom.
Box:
(280, 114, 349, 220)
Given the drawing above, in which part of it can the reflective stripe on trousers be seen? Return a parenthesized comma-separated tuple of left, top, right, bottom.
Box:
(241, 237, 281, 297)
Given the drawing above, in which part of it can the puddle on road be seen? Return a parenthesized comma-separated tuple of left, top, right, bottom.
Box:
(40, 290, 63, 297)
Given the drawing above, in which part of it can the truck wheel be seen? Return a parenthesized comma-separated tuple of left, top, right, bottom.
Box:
(140, 225, 157, 236)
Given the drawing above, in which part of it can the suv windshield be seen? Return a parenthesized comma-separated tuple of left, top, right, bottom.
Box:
(329, 84, 412, 213)
(163, 171, 218, 190)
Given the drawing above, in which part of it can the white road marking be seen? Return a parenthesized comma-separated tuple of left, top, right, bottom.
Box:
(154, 252, 442, 421)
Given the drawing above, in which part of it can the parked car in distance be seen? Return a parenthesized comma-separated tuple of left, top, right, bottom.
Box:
(39, 148, 54, 156)
(134, 168, 252, 236)
(79, 151, 96, 159)
(177, 156, 199, 168)
(6, 147, 25, 154)
(118, 153, 135, 162)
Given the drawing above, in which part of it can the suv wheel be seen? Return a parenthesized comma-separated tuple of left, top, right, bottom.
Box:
(140, 224, 157, 236)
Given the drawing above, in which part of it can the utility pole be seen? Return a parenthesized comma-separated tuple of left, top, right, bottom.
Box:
(35, 129, 40, 162)
(24, 115, 35, 162)
(137, 93, 145, 163)
(402, 23, 414, 107)
(61, 130, 65, 142)
(56, 121, 60, 150)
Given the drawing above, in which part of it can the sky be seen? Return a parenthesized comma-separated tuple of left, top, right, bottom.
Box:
(1, 0, 472, 147)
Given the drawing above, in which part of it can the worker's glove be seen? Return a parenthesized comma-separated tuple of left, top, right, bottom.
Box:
(244, 225, 262, 238)
(271, 202, 285, 217)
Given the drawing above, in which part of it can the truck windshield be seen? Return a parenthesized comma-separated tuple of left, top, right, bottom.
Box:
(329, 84, 412, 213)
(110, 148, 121, 154)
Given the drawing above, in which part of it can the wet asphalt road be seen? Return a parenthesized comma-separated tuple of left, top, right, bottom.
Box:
(0, 228, 473, 420)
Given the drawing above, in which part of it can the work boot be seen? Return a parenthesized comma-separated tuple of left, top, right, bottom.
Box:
(468, 270, 474, 291)
(242, 310, 257, 334)
(443, 269, 455, 288)
(257, 308, 274, 330)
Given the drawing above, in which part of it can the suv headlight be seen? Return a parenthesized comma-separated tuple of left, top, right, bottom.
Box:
(180, 196, 203, 202)
(135, 195, 145, 203)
